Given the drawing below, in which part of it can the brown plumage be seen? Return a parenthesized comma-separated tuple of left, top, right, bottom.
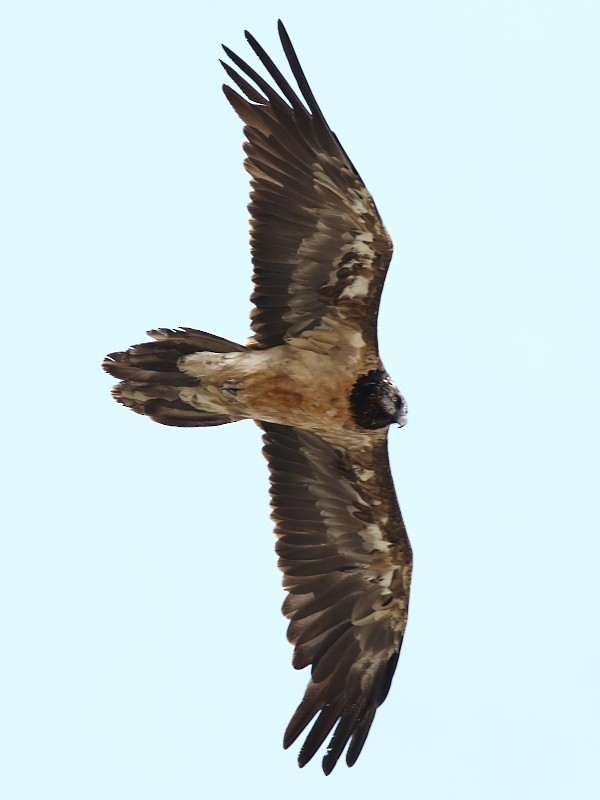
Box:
(103, 20, 412, 774)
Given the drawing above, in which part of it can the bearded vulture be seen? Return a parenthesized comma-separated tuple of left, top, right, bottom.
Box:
(103, 20, 412, 774)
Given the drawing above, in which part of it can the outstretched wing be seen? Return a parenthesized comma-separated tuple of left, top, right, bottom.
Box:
(260, 421, 412, 774)
(222, 21, 393, 351)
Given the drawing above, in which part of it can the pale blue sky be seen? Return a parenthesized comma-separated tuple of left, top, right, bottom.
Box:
(2, 1, 599, 798)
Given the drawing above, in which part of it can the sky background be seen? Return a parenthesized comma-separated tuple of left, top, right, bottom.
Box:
(2, 1, 599, 798)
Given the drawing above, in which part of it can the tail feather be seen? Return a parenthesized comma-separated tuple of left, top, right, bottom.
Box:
(103, 327, 247, 427)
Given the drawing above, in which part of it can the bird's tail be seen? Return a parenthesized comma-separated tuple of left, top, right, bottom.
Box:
(102, 327, 247, 427)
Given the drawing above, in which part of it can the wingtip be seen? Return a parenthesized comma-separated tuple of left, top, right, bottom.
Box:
(282, 722, 299, 752)
(277, 19, 289, 41)
(322, 755, 336, 776)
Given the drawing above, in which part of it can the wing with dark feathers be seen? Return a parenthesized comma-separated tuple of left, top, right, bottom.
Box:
(260, 421, 412, 774)
(222, 21, 393, 350)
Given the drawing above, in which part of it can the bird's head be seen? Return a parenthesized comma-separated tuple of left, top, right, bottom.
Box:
(351, 370, 408, 430)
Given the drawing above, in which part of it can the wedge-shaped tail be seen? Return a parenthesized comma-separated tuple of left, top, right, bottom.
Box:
(103, 327, 247, 427)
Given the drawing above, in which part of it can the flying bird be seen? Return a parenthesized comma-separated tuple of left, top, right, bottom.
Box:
(103, 20, 412, 775)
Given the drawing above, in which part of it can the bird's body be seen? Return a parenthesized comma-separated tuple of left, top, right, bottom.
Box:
(103, 21, 413, 774)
